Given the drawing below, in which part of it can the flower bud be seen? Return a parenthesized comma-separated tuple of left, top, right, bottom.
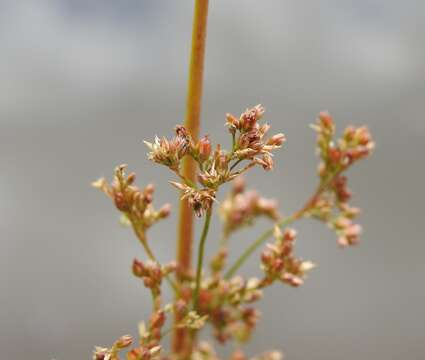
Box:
(115, 334, 133, 349)
(150, 310, 166, 329)
(267, 133, 286, 146)
(226, 113, 239, 133)
(93, 347, 109, 360)
(198, 135, 212, 162)
(132, 259, 146, 278)
(113, 192, 128, 211)
(158, 203, 171, 218)
(283, 228, 297, 242)
(126, 172, 136, 185)
(318, 111, 334, 131)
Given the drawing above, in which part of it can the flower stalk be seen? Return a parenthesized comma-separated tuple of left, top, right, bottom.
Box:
(174, 0, 210, 355)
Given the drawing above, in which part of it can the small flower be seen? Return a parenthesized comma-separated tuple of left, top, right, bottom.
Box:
(114, 334, 132, 349)
(171, 181, 216, 217)
(93, 165, 171, 233)
(197, 135, 212, 162)
(179, 311, 209, 330)
(240, 104, 265, 131)
(144, 125, 192, 170)
(93, 347, 110, 360)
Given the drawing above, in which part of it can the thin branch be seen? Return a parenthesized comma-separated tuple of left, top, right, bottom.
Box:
(193, 208, 213, 310)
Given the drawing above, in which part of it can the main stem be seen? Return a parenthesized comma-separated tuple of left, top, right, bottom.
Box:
(174, 0, 209, 356)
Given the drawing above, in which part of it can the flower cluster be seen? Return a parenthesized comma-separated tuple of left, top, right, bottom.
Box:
(133, 259, 177, 308)
(226, 105, 285, 170)
(194, 276, 263, 344)
(261, 227, 315, 287)
(93, 302, 209, 360)
(93, 106, 374, 360)
(143, 105, 285, 217)
(144, 126, 192, 171)
(313, 111, 374, 180)
(93, 335, 133, 360)
(306, 112, 375, 246)
(220, 176, 280, 238)
(170, 181, 216, 218)
(92, 165, 171, 235)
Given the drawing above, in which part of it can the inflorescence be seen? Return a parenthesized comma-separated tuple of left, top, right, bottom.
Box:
(92, 106, 374, 360)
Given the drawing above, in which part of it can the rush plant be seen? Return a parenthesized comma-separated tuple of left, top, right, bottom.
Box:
(91, 2, 374, 360)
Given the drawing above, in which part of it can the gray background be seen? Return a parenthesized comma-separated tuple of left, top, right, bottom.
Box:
(1, 1, 424, 359)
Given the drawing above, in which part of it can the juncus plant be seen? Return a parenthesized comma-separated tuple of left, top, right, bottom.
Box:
(91, 2, 374, 360)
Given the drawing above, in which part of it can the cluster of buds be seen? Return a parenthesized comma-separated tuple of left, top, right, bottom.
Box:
(313, 112, 374, 179)
(306, 112, 374, 247)
(93, 335, 133, 360)
(92, 165, 171, 231)
(194, 276, 263, 344)
(220, 176, 280, 238)
(133, 259, 176, 292)
(226, 105, 285, 170)
(261, 227, 315, 287)
(144, 126, 192, 171)
(143, 105, 285, 217)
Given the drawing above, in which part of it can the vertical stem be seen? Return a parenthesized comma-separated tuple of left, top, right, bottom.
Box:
(174, 0, 209, 356)
(193, 208, 212, 310)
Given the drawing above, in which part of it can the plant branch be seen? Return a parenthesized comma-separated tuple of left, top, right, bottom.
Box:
(193, 208, 213, 310)
(224, 170, 343, 279)
(224, 215, 296, 279)
(129, 218, 179, 294)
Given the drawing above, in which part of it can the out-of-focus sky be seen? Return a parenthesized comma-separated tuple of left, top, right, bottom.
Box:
(1, 1, 424, 359)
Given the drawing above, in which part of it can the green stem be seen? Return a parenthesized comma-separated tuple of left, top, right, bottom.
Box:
(224, 168, 344, 279)
(130, 219, 179, 294)
(224, 215, 296, 279)
(193, 208, 213, 310)
(141, 238, 179, 294)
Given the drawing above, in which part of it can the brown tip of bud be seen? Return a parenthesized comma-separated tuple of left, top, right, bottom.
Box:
(132, 258, 145, 277)
(198, 135, 212, 162)
(318, 111, 334, 129)
(126, 172, 136, 185)
(283, 228, 297, 241)
(175, 125, 189, 137)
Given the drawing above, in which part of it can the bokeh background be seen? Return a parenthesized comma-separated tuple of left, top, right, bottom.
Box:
(1, 1, 424, 359)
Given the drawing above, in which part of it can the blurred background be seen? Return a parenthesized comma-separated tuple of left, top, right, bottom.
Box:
(1, 1, 424, 359)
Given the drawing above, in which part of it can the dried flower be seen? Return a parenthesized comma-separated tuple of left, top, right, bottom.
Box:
(171, 181, 216, 217)
(144, 125, 192, 170)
